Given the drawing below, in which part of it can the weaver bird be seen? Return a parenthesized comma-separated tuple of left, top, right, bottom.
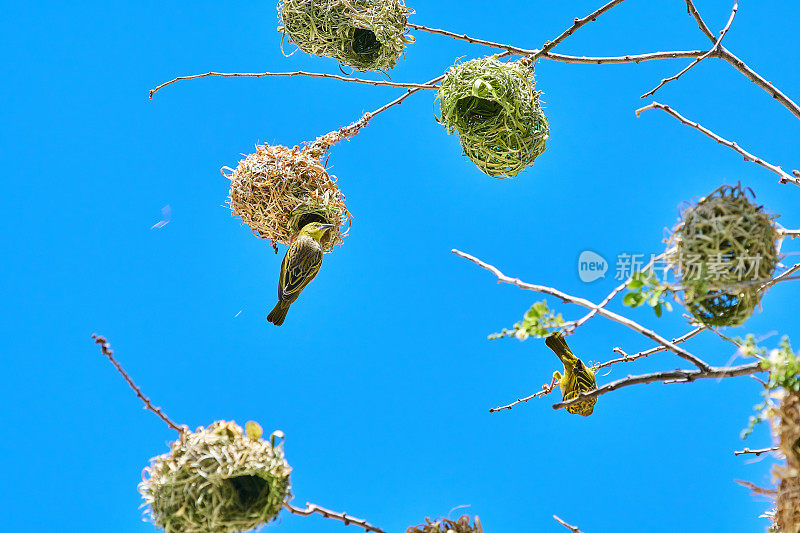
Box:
(267, 221, 334, 326)
(544, 332, 597, 416)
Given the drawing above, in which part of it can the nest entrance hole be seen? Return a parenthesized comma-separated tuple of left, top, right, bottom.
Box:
(295, 212, 329, 230)
(456, 96, 504, 126)
(352, 28, 381, 58)
(226, 475, 270, 510)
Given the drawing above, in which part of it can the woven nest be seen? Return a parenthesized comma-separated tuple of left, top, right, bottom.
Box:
(278, 0, 414, 71)
(407, 515, 483, 533)
(775, 392, 800, 532)
(139, 421, 292, 533)
(669, 184, 779, 289)
(437, 56, 549, 178)
(226, 120, 366, 253)
(684, 287, 761, 327)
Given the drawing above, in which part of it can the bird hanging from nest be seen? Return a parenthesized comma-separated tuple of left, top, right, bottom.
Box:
(267, 221, 334, 326)
(545, 332, 598, 416)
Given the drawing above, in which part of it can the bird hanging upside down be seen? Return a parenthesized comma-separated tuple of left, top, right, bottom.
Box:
(267, 222, 334, 326)
(545, 332, 598, 416)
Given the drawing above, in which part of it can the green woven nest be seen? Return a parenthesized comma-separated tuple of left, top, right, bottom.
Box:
(684, 287, 761, 327)
(139, 421, 292, 533)
(278, 0, 414, 71)
(669, 184, 779, 291)
(406, 515, 483, 533)
(437, 56, 549, 178)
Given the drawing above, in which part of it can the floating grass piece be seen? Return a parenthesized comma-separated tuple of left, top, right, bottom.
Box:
(139, 421, 291, 533)
(668, 184, 779, 327)
(225, 121, 366, 252)
(684, 288, 761, 327)
(278, 0, 414, 71)
(406, 515, 483, 533)
(437, 56, 549, 178)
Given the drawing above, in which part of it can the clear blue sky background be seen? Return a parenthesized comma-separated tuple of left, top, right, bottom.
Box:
(2, 1, 799, 531)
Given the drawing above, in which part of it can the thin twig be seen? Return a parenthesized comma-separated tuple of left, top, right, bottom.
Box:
(571, 253, 666, 331)
(366, 0, 630, 121)
(553, 515, 583, 533)
(536, 0, 628, 58)
(283, 502, 384, 533)
(734, 446, 779, 457)
(91, 334, 184, 434)
(407, 23, 534, 55)
(451, 249, 711, 371)
(491, 374, 558, 413)
(635, 102, 800, 186)
(552, 361, 763, 410)
(641, 1, 737, 98)
(684, 0, 800, 120)
(149, 71, 439, 99)
(595, 327, 704, 370)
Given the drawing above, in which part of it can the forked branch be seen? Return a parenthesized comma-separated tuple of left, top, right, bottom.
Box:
(283, 502, 385, 533)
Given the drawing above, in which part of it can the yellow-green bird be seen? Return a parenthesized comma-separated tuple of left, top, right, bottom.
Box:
(267, 221, 334, 326)
(544, 332, 597, 416)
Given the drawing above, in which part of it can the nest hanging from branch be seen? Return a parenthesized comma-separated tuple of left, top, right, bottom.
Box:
(668, 184, 780, 327)
(437, 56, 549, 178)
(225, 118, 367, 252)
(278, 0, 414, 71)
(139, 421, 292, 533)
(406, 515, 483, 533)
(774, 391, 800, 532)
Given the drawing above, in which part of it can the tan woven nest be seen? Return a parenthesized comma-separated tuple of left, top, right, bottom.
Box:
(775, 392, 800, 532)
(225, 119, 367, 253)
(139, 421, 292, 533)
(278, 0, 414, 71)
(407, 515, 483, 533)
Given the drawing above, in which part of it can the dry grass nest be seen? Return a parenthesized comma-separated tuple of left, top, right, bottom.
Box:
(278, 0, 414, 71)
(407, 515, 483, 533)
(775, 392, 800, 532)
(437, 56, 549, 178)
(139, 421, 292, 533)
(225, 121, 366, 252)
(668, 184, 780, 327)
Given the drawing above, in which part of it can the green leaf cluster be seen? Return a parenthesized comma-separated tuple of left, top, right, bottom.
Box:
(489, 300, 565, 341)
(623, 271, 672, 317)
(739, 334, 799, 438)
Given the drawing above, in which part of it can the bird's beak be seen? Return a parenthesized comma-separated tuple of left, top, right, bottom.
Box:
(319, 224, 335, 231)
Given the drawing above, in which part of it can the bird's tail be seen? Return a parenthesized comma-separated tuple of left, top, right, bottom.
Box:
(267, 302, 291, 326)
(545, 332, 578, 366)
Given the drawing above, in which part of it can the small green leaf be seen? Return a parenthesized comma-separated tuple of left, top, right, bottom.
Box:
(627, 279, 644, 290)
(654, 303, 662, 317)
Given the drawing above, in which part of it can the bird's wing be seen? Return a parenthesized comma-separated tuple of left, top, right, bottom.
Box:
(279, 241, 322, 299)
(573, 361, 597, 393)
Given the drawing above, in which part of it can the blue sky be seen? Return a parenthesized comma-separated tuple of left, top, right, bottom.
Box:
(2, 1, 799, 531)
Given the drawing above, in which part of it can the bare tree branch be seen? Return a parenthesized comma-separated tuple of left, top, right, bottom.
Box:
(553, 515, 583, 533)
(451, 249, 712, 371)
(149, 70, 439, 99)
(536, 0, 627, 58)
(283, 502, 384, 533)
(491, 374, 558, 413)
(595, 327, 705, 370)
(635, 102, 800, 187)
(642, 1, 738, 98)
(91, 334, 185, 434)
(571, 252, 666, 331)
(407, 23, 534, 55)
(552, 361, 763, 411)
(734, 447, 779, 457)
(684, 0, 800, 120)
